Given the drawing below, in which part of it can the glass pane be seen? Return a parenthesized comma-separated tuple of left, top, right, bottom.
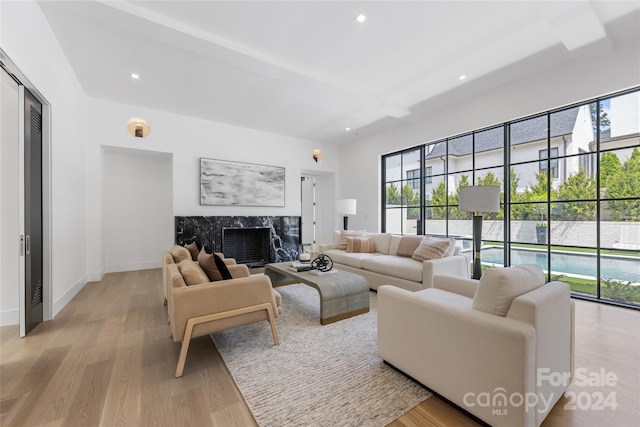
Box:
(402, 208, 419, 235)
(509, 162, 548, 205)
(510, 202, 547, 243)
(475, 126, 504, 169)
(400, 180, 420, 206)
(601, 200, 640, 250)
(601, 251, 640, 306)
(599, 91, 640, 151)
(549, 154, 596, 202)
(509, 246, 548, 269)
(601, 148, 640, 200)
(550, 201, 597, 247)
(425, 141, 447, 175)
(480, 245, 505, 268)
(424, 209, 447, 235)
(448, 207, 472, 238)
(425, 173, 444, 203)
(510, 114, 547, 150)
(448, 172, 471, 209)
(384, 208, 402, 234)
(476, 167, 505, 220)
(448, 134, 473, 173)
(402, 149, 421, 179)
(550, 250, 596, 299)
(385, 154, 401, 181)
(384, 182, 401, 207)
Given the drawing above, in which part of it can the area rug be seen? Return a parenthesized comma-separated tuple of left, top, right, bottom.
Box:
(211, 284, 431, 427)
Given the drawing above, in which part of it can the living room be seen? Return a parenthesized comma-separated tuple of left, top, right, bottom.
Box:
(1, 1, 639, 426)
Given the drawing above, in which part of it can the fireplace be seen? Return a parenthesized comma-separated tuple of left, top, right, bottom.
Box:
(222, 227, 271, 267)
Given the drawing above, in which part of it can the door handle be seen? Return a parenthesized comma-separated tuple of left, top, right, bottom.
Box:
(26, 235, 30, 255)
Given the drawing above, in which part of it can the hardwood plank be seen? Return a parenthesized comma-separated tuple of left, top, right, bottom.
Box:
(64, 359, 114, 427)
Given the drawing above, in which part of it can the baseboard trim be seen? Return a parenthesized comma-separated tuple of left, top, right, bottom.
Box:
(105, 261, 161, 274)
(52, 275, 87, 318)
(0, 309, 19, 326)
(86, 267, 105, 283)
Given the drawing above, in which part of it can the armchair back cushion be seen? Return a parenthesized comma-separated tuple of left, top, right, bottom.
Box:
(170, 245, 191, 263)
(472, 264, 545, 316)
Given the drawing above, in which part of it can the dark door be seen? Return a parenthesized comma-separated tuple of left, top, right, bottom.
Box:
(24, 88, 43, 335)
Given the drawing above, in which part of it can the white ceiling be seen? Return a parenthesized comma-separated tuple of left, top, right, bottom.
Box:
(38, 1, 640, 143)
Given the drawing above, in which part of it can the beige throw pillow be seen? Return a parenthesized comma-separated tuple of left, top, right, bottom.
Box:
(395, 236, 424, 257)
(346, 236, 376, 253)
(184, 242, 199, 261)
(198, 247, 223, 281)
(412, 237, 453, 261)
(337, 230, 366, 250)
(177, 260, 209, 286)
(170, 245, 191, 263)
(472, 264, 546, 316)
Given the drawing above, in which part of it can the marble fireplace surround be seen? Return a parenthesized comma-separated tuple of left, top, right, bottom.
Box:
(175, 216, 301, 266)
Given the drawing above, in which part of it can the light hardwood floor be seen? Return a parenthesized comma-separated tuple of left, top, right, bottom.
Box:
(1, 269, 638, 426)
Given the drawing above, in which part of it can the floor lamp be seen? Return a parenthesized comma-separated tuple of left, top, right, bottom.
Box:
(336, 199, 357, 230)
(459, 186, 500, 279)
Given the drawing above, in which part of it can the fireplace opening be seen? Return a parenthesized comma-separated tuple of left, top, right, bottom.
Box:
(222, 227, 271, 267)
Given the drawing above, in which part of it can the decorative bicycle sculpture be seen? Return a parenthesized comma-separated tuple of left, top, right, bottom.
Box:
(311, 254, 333, 272)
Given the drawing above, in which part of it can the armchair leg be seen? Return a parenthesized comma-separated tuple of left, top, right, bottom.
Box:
(266, 305, 280, 346)
(175, 319, 196, 378)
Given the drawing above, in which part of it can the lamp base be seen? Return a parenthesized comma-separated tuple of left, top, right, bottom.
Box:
(343, 216, 349, 230)
(472, 214, 483, 280)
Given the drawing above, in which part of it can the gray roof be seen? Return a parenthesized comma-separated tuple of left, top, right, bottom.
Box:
(426, 107, 580, 158)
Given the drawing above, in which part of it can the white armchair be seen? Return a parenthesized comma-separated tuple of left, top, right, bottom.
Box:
(378, 265, 574, 427)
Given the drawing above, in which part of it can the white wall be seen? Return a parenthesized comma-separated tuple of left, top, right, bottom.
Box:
(102, 147, 173, 273)
(340, 36, 640, 233)
(87, 98, 340, 276)
(1, 0, 89, 322)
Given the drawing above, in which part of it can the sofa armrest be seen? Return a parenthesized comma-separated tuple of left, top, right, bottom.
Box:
(170, 275, 278, 342)
(228, 264, 250, 278)
(433, 274, 478, 298)
(422, 254, 470, 288)
(319, 243, 332, 253)
(378, 284, 537, 427)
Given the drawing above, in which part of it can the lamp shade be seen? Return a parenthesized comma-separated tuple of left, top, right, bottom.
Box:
(459, 186, 500, 213)
(126, 117, 151, 138)
(336, 198, 357, 215)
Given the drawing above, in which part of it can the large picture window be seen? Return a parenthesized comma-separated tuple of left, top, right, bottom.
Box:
(381, 88, 640, 309)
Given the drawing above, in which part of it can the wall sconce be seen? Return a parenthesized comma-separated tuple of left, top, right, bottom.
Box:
(126, 117, 151, 138)
(312, 149, 323, 163)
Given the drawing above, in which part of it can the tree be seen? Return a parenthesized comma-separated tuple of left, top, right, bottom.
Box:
(451, 174, 471, 219)
(523, 172, 555, 221)
(401, 184, 420, 219)
(430, 181, 447, 220)
(557, 168, 596, 220)
(600, 152, 622, 188)
(590, 102, 611, 134)
(385, 183, 400, 206)
(606, 148, 640, 221)
(509, 168, 528, 220)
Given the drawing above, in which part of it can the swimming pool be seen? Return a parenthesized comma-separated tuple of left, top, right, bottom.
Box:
(480, 247, 640, 283)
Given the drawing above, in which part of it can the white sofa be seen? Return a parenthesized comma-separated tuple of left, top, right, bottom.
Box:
(319, 232, 470, 291)
(378, 265, 575, 427)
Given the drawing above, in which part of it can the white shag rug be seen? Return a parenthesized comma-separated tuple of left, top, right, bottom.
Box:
(211, 283, 431, 427)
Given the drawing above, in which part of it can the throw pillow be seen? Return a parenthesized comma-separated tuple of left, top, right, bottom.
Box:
(214, 253, 233, 280)
(337, 230, 366, 250)
(346, 236, 376, 253)
(472, 264, 546, 317)
(184, 241, 199, 261)
(170, 245, 191, 263)
(395, 236, 424, 257)
(197, 247, 223, 281)
(177, 260, 209, 286)
(412, 237, 453, 261)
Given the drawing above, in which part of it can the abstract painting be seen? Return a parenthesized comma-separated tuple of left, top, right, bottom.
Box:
(200, 158, 285, 206)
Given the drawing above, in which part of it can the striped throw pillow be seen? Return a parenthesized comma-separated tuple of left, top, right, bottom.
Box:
(412, 237, 454, 261)
(337, 230, 366, 250)
(346, 237, 376, 253)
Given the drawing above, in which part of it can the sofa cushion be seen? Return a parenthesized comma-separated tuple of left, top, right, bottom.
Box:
(472, 264, 546, 317)
(412, 237, 453, 261)
(337, 230, 366, 250)
(395, 236, 424, 258)
(415, 288, 474, 309)
(346, 236, 376, 253)
(361, 255, 423, 282)
(170, 245, 191, 263)
(389, 235, 402, 256)
(365, 233, 392, 254)
(184, 241, 199, 261)
(323, 249, 378, 269)
(214, 253, 233, 280)
(178, 260, 209, 286)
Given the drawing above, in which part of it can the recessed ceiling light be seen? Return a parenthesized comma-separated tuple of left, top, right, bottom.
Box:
(354, 13, 367, 23)
(458, 75, 467, 80)
(130, 73, 140, 79)
(345, 127, 351, 132)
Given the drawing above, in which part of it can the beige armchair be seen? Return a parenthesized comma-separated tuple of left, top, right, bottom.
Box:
(167, 262, 281, 377)
(378, 264, 574, 427)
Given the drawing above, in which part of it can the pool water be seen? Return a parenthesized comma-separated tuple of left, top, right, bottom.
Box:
(480, 247, 640, 283)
